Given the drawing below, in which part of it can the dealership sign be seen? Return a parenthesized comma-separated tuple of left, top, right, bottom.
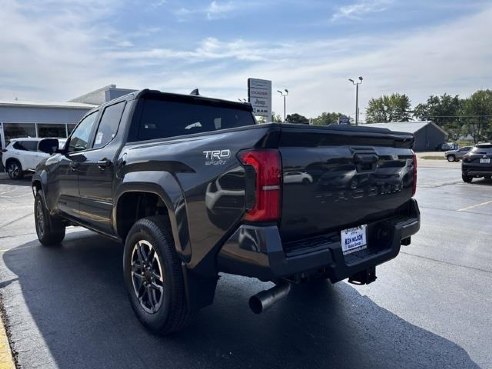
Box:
(248, 78, 272, 119)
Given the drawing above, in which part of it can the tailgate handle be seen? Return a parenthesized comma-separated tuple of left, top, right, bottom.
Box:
(354, 154, 378, 172)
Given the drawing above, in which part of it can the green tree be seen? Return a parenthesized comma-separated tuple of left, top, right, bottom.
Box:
(311, 112, 344, 125)
(462, 90, 492, 143)
(271, 111, 282, 123)
(413, 94, 464, 140)
(365, 93, 411, 123)
(285, 113, 309, 124)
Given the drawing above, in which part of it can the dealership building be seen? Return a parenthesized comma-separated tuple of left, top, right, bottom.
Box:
(0, 84, 135, 150)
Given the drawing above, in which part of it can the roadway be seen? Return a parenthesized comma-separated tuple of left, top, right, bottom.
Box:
(0, 160, 490, 369)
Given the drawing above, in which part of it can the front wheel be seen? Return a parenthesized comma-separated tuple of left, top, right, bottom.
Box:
(462, 174, 473, 183)
(6, 160, 24, 180)
(123, 216, 191, 335)
(447, 155, 455, 162)
(34, 193, 65, 246)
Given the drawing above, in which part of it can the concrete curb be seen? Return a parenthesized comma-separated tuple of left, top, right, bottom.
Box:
(0, 315, 15, 369)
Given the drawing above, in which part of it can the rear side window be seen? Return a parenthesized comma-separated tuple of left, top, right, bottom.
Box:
(135, 98, 255, 141)
(13, 141, 38, 151)
(93, 101, 126, 149)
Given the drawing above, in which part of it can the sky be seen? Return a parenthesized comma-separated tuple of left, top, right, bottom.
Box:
(0, 0, 491, 121)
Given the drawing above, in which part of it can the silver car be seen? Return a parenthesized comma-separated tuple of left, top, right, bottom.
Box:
(445, 146, 472, 162)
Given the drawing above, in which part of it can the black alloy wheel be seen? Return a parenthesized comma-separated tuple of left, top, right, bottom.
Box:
(123, 216, 191, 335)
(130, 239, 165, 314)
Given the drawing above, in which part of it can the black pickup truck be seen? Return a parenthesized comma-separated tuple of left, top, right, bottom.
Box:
(32, 89, 420, 334)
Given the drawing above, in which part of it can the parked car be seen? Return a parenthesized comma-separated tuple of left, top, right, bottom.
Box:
(461, 143, 492, 183)
(445, 146, 472, 162)
(2, 138, 65, 179)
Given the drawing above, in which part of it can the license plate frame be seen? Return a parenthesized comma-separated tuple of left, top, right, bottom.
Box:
(341, 225, 368, 255)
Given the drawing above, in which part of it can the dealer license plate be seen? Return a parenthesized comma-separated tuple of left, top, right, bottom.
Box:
(480, 158, 490, 164)
(341, 225, 367, 255)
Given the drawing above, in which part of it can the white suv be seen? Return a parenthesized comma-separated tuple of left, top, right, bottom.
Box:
(2, 138, 64, 180)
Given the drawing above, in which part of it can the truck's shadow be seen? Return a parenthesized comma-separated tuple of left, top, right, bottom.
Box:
(1, 231, 480, 369)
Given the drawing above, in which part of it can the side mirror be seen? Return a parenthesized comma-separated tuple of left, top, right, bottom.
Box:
(38, 138, 60, 155)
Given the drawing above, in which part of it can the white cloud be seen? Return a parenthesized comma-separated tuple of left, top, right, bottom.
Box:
(0, 0, 490, 122)
(332, 0, 393, 21)
(206, 1, 236, 20)
(175, 1, 252, 21)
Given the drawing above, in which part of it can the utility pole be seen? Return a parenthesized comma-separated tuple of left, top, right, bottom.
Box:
(348, 77, 363, 125)
(277, 89, 289, 122)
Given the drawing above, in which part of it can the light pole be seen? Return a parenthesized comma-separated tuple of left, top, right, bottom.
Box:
(277, 89, 288, 122)
(348, 76, 363, 125)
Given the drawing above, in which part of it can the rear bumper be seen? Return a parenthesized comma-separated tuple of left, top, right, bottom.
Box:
(462, 163, 492, 176)
(217, 199, 420, 282)
(462, 170, 492, 176)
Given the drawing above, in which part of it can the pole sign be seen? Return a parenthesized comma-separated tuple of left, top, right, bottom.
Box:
(248, 78, 272, 120)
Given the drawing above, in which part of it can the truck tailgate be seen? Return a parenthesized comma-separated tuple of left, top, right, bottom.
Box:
(278, 125, 415, 242)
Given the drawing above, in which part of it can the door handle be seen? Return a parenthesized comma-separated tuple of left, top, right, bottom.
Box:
(97, 159, 112, 169)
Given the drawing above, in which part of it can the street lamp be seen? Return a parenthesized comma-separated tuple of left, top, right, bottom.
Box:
(348, 76, 363, 125)
(277, 89, 288, 122)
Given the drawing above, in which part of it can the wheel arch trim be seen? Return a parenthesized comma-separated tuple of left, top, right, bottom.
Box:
(114, 172, 191, 262)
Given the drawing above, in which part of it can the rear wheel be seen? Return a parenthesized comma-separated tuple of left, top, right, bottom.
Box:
(447, 155, 455, 162)
(123, 216, 191, 335)
(34, 193, 65, 246)
(6, 160, 23, 180)
(462, 174, 473, 183)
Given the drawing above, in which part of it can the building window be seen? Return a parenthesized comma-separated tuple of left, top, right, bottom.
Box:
(3, 123, 36, 143)
(37, 123, 67, 138)
(68, 124, 77, 134)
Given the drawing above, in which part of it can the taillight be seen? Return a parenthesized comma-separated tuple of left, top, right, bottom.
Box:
(412, 151, 417, 196)
(239, 149, 281, 222)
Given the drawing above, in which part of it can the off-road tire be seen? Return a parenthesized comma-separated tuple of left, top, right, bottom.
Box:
(123, 216, 191, 335)
(34, 192, 65, 246)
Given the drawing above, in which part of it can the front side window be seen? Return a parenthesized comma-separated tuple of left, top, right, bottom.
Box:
(68, 112, 98, 152)
(93, 102, 126, 149)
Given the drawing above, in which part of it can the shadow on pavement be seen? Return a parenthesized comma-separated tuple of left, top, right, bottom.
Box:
(0, 231, 481, 369)
(0, 173, 33, 187)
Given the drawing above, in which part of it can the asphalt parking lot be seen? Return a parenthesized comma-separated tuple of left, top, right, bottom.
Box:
(0, 160, 491, 369)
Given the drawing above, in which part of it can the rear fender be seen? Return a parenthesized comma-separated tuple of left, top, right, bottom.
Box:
(114, 171, 191, 262)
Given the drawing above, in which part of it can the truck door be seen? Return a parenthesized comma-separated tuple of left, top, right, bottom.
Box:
(53, 111, 98, 219)
(77, 101, 126, 235)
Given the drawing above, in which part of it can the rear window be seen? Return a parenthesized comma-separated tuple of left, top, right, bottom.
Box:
(134, 98, 255, 141)
(471, 145, 492, 154)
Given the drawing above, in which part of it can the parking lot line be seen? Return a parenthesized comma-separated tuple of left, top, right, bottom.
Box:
(457, 200, 492, 212)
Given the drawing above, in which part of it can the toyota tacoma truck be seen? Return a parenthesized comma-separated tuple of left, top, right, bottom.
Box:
(32, 89, 420, 335)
